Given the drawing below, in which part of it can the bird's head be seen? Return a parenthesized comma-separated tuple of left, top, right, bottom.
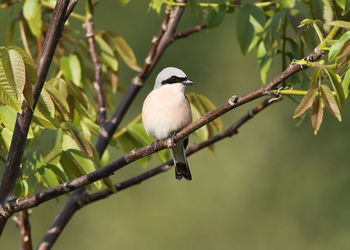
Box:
(154, 67, 194, 90)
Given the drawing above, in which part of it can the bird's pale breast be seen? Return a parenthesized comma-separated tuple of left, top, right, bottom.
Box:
(142, 86, 192, 139)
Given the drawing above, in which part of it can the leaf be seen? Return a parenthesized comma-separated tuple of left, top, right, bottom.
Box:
(328, 31, 350, 61)
(120, 0, 131, 5)
(118, 123, 152, 167)
(322, 0, 333, 27)
(36, 128, 63, 164)
(257, 41, 272, 83)
(327, 20, 350, 29)
(95, 34, 119, 71)
(320, 84, 342, 121)
(60, 54, 83, 87)
(112, 36, 141, 71)
(341, 67, 350, 98)
(324, 69, 345, 107)
(190, 103, 209, 141)
(0, 127, 12, 151)
(0, 48, 21, 111)
(236, 4, 265, 55)
(293, 87, 318, 118)
(207, 5, 226, 29)
(311, 96, 324, 135)
(195, 93, 223, 132)
(40, 166, 60, 187)
(150, 0, 164, 14)
(60, 149, 103, 190)
(10, 46, 37, 107)
(23, 0, 42, 37)
(69, 54, 82, 87)
(8, 49, 25, 99)
(40, 88, 55, 118)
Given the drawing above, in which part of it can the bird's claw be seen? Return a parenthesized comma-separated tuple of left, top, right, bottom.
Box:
(167, 132, 177, 148)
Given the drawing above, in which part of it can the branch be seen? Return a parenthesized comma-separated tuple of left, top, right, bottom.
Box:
(175, 23, 207, 39)
(84, 15, 107, 124)
(36, 97, 276, 249)
(95, 0, 189, 156)
(2, 46, 320, 215)
(16, 210, 33, 250)
(0, 0, 76, 235)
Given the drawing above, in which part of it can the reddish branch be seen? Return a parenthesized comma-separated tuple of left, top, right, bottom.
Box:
(0, 0, 77, 234)
(16, 210, 33, 250)
(84, 15, 107, 124)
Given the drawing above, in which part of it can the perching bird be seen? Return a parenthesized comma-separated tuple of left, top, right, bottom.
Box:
(142, 67, 194, 180)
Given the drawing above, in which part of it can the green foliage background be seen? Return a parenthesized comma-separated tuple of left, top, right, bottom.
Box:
(1, 0, 350, 249)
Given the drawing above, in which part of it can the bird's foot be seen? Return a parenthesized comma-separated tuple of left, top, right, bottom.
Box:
(167, 132, 177, 148)
(151, 140, 159, 151)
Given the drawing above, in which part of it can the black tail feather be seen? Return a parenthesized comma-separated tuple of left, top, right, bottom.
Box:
(175, 162, 192, 180)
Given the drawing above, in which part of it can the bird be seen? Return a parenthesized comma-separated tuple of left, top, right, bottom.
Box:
(142, 67, 194, 180)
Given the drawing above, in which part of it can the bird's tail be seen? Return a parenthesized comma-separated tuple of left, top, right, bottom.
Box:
(172, 141, 192, 180)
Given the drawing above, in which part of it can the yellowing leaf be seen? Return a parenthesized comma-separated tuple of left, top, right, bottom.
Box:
(113, 36, 141, 71)
(311, 96, 324, 135)
(293, 87, 318, 118)
(320, 84, 342, 121)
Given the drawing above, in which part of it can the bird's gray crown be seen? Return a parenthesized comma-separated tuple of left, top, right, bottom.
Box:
(154, 67, 188, 89)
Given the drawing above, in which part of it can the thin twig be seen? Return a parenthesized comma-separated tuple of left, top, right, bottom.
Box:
(84, 15, 107, 124)
(16, 210, 33, 250)
(175, 23, 207, 40)
(0, 0, 76, 235)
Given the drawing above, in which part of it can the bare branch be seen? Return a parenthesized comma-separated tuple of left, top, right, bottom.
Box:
(36, 189, 85, 250)
(36, 97, 276, 249)
(16, 210, 33, 250)
(2, 49, 320, 216)
(175, 23, 208, 40)
(84, 15, 107, 124)
(0, 0, 76, 235)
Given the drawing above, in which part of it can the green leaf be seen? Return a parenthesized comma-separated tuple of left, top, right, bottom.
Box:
(190, 103, 209, 141)
(0, 105, 34, 138)
(236, 4, 265, 54)
(320, 84, 342, 121)
(328, 31, 350, 61)
(280, 0, 296, 8)
(0, 48, 21, 111)
(311, 96, 324, 135)
(118, 123, 152, 167)
(336, 0, 346, 10)
(60, 149, 103, 190)
(150, 0, 164, 14)
(40, 166, 60, 187)
(95, 34, 119, 71)
(0, 127, 12, 151)
(327, 20, 350, 29)
(257, 41, 272, 83)
(112, 35, 141, 71)
(341, 67, 350, 98)
(324, 69, 345, 107)
(8, 49, 25, 99)
(23, 0, 42, 37)
(10, 46, 37, 107)
(322, 0, 333, 27)
(40, 88, 55, 118)
(36, 129, 63, 165)
(207, 5, 226, 29)
(293, 87, 318, 118)
(60, 54, 83, 87)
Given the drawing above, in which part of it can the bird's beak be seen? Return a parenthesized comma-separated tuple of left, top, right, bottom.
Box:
(182, 79, 194, 86)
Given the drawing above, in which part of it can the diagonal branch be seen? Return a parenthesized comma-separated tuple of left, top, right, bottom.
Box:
(2, 45, 322, 216)
(0, 0, 77, 235)
(175, 23, 207, 39)
(84, 15, 107, 124)
(36, 97, 276, 249)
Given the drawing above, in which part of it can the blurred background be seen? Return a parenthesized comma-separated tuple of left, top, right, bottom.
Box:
(1, 0, 350, 249)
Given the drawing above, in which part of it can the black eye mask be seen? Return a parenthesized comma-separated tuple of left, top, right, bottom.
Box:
(161, 75, 188, 85)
